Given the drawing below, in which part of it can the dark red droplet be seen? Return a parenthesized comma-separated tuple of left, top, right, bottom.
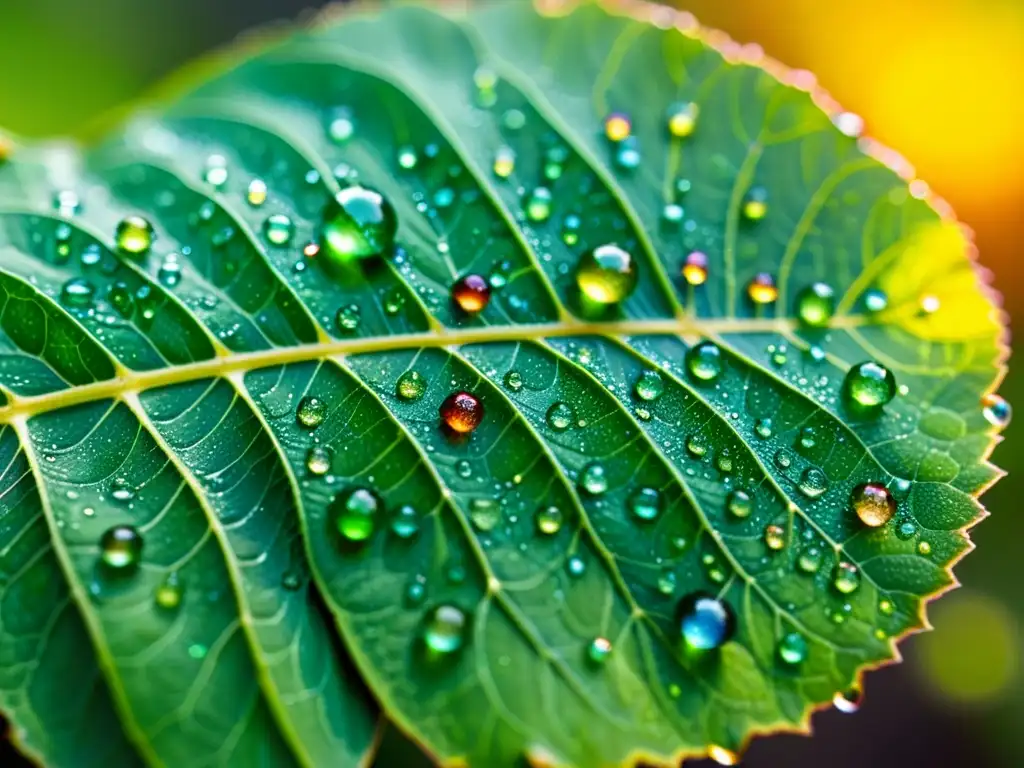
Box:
(440, 391, 484, 434)
(451, 274, 491, 314)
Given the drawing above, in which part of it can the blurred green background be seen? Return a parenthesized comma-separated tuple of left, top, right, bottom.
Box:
(0, 0, 1020, 765)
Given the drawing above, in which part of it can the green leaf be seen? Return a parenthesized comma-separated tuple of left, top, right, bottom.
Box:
(0, 1, 1008, 766)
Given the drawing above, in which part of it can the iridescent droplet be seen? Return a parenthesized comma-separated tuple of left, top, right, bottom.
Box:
(982, 393, 1012, 429)
(851, 482, 896, 527)
(682, 251, 708, 285)
(576, 243, 638, 305)
(451, 274, 491, 314)
(747, 272, 778, 304)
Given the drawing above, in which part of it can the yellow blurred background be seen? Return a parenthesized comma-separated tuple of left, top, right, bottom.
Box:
(0, 0, 1020, 765)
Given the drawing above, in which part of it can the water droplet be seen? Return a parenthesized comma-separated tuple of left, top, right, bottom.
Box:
(627, 487, 661, 522)
(546, 402, 574, 432)
(383, 288, 406, 316)
(247, 178, 268, 206)
(798, 545, 822, 574)
(503, 370, 523, 392)
(389, 505, 420, 539)
(296, 396, 327, 428)
(397, 145, 418, 170)
(263, 213, 295, 246)
(335, 304, 360, 333)
(579, 462, 608, 495)
(470, 499, 501, 532)
(777, 631, 808, 665)
(686, 341, 723, 383)
(405, 575, 428, 606)
(422, 604, 468, 655)
(864, 288, 888, 313)
(662, 203, 684, 224)
(742, 186, 769, 220)
(677, 592, 736, 652)
(833, 561, 860, 594)
(396, 370, 428, 402)
(879, 598, 895, 616)
(982, 393, 1012, 429)
(157, 254, 182, 288)
(154, 572, 183, 610)
(321, 186, 397, 261)
(614, 137, 641, 170)
(797, 427, 817, 451)
(851, 483, 896, 527)
(451, 274, 491, 314)
(754, 418, 774, 439)
(833, 687, 862, 713)
(203, 154, 229, 187)
(110, 477, 135, 503)
(796, 282, 835, 327)
(327, 107, 355, 143)
(561, 214, 581, 245)
(603, 112, 631, 142)
(492, 145, 515, 178)
(61, 277, 95, 307)
(525, 187, 553, 222)
(727, 489, 753, 519)
(440, 391, 484, 434)
(667, 101, 699, 138)
(634, 371, 664, 402)
(798, 467, 829, 499)
(896, 520, 917, 540)
(708, 745, 739, 766)
(115, 215, 153, 256)
(305, 445, 332, 476)
(716, 450, 734, 474)
(576, 244, 638, 305)
(657, 569, 677, 595)
(100, 525, 143, 571)
(107, 282, 134, 317)
(843, 361, 896, 409)
(567, 555, 586, 577)
(587, 636, 613, 665)
(54, 190, 81, 217)
(331, 487, 381, 542)
(747, 272, 778, 304)
(764, 524, 786, 551)
(917, 540, 932, 556)
(535, 505, 563, 535)
(681, 251, 708, 285)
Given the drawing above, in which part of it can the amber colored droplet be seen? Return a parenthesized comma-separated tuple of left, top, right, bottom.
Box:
(452, 274, 491, 314)
(747, 272, 778, 304)
(440, 392, 484, 434)
(604, 112, 631, 142)
(682, 251, 708, 286)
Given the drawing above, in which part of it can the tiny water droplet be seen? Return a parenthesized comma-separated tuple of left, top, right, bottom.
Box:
(798, 545, 822, 574)
(603, 112, 631, 142)
(335, 304, 360, 333)
(389, 505, 420, 539)
(754, 418, 773, 439)
(864, 288, 889, 313)
(263, 214, 295, 246)
(576, 244, 638, 305)
(896, 520, 917, 540)
(154, 572, 183, 610)
(634, 371, 664, 402)
(115, 215, 153, 256)
(686, 434, 708, 459)
(61, 278, 95, 307)
(492, 145, 516, 178)
(764, 524, 786, 551)
(833, 561, 860, 594)
(327, 107, 355, 143)
(247, 178, 268, 206)
(331, 487, 381, 542)
(708, 746, 739, 766)
(108, 282, 135, 317)
(851, 483, 896, 527)
(716, 450, 734, 474)
(561, 213, 581, 245)
(727, 489, 753, 519)
(306, 445, 332, 476)
(567, 555, 586, 577)
(405, 575, 427, 606)
(686, 341, 723, 383)
(917, 540, 932, 556)
(157, 254, 182, 288)
(798, 467, 829, 499)
(627, 487, 661, 522)
(657, 569, 677, 595)
(110, 477, 135, 503)
(677, 592, 736, 652)
(440, 391, 484, 434)
(587, 636, 613, 665)
(681, 251, 708, 285)
(777, 631, 808, 665)
(742, 186, 769, 221)
(203, 154, 229, 187)
(503, 370, 523, 392)
(470, 499, 501, 532)
(422, 604, 468, 656)
(396, 370, 428, 402)
(397, 145, 418, 170)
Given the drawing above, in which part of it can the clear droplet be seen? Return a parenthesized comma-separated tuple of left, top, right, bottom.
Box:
(303, 445, 331, 476)
(982, 393, 1012, 429)
(897, 520, 917, 540)
(851, 483, 896, 527)
(203, 154, 229, 187)
(627, 487, 661, 522)
(567, 555, 586, 577)
(422, 604, 468, 655)
(614, 137, 641, 170)
(579, 462, 608, 495)
(864, 289, 888, 313)
(327, 107, 355, 143)
(440, 391, 484, 434)
(503, 370, 523, 392)
(108, 282, 135, 317)
(764, 524, 786, 551)
(716, 450, 734, 474)
(747, 272, 778, 304)
(677, 592, 736, 652)
(263, 214, 295, 246)
(833, 561, 860, 594)
(796, 282, 835, 327)
(335, 304, 360, 333)
(798, 467, 829, 499)
(727, 489, 753, 519)
(331, 487, 381, 542)
(754, 418, 773, 439)
(157, 254, 182, 288)
(667, 101, 699, 138)
(115, 215, 153, 256)
(525, 187, 553, 222)
(110, 477, 135, 503)
(390, 505, 420, 539)
(575, 243, 637, 305)
(634, 371, 664, 402)
(296, 396, 327, 428)
(686, 341, 723, 383)
(535, 505, 564, 535)
(61, 278, 95, 307)
(100, 525, 143, 571)
(396, 370, 428, 402)
(681, 251, 708, 285)
(843, 361, 897, 409)
(546, 402, 574, 432)
(686, 434, 708, 459)
(657, 569, 677, 595)
(470, 499, 501, 532)
(321, 186, 397, 261)
(777, 631, 808, 665)
(798, 545, 822, 574)
(154, 572, 184, 610)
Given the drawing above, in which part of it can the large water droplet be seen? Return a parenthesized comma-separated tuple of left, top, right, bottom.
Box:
(535, 505, 563, 535)
(321, 186, 397, 260)
(100, 525, 143, 571)
(798, 467, 829, 498)
(115, 216, 153, 257)
(576, 244, 638, 305)
(685, 341, 723, 383)
(440, 391, 484, 434)
(422, 604, 469, 656)
(982, 393, 1012, 429)
(627, 487, 661, 522)
(677, 592, 736, 652)
(396, 370, 428, 402)
(579, 462, 608, 495)
(546, 402, 574, 432)
(634, 371, 664, 402)
(451, 274, 491, 314)
(263, 214, 295, 246)
(851, 483, 896, 527)
(777, 631, 808, 665)
(796, 282, 835, 327)
(296, 396, 327, 428)
(843, 361, 896, 409)
(331, 487, 381, 542)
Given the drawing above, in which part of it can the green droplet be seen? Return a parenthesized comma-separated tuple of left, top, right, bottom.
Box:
(188, 644, 208, 660)
(879, 598, 895, 616)
(686, 434, 708, 459)
(108, 281, 135, 317)
(774, 450, 793, 470)
(390, 505, 420, 539)
(627, 487, 661, 522)
(305, 445, 332, 476)
(896, 520, 917, 539)
(742, 186, 769, 221)
(576, 243, 638, 305)
(797, 427, 817, 451)
(115, 215, 153, 256)
(61, 277, 95, 307)
(422, 604, 468, 656)
(833, 561, 860, 595)
(843, 361, 897, 409)
(154, 572, 184, 610)
(331, 487, 381, 542)
(396, 370, 428, 402)
(383, 288, 406, 316)
(798, 545, 822, 574)
(716, 450, 734, 474)
(567, 555, 586, 577)
(754, 418, 774, 439)
(100, 525, 143, 571)
(470, 499, 501, 532)
(327, 107, 355, 143)
(798, 467, 829, 499)
(777, 631, 808, 665)
(917, 540, 932, 556)
(587, 636, 613, 665)
(546, 402, 574, 432)
(503, 370, 523, 391)
(296, 396, 327, 428)
(685, 341, 723, 383)
(335, 304, 360, 333)
(634, 370, 664, 402)
(525, 187, 553, 222)
(561, 214, 581, 246)
(321, 186, 397, 261)
(764, 524, 786, 551)
(796, 282, 836, 327)
(657, 569, 677, 595)
(535, 505, 563, 535)
(726, 489, 753, 519)
(405, 575, 427, 606)
(263, 213, 295, 246)
(579, 462, 608, 495)
(203, 154, 229, 187)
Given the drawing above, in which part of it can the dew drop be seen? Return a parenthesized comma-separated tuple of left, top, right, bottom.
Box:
(666, 101, 699, 138)
(843, 361, 896, 409)
(851, 483, 896, 527)
(470, 499, 501, 532)
(747, 272, 778, 304)
(708, 746, 739, 766)
(440, 391, 484, 434)
(534, 505, 563, 535)
(982, 393, 1012, 429)
(614, 137, 641, 170)
(296, 396, 327, 428)
(715, 450, 734, 474)
(685, 341, 723, 383)
(634, 370, 664, 402)
(879, 598, 895, 616)
(100, 525, 143, 571)
(115, 215, 153, 256)
(567, 555, 586, 577)
(335, 304, 360, 333)
(603, 112, 631, 142)
(61, 278, 95, 307)
(627, 487, 661, 522)
(390, 505, 420, 539)
(492, 145, 516, 178)
(546, 402, 574, 432)
(157, 254, 182, 288)
(108, 282, 135, 317)
(681, 251, 708, 285)
(247, 178, 268, 206)
(864, 288, 888, 313)
(796, 282, 835, 327)
(742, 186, 769, 221)
(686, 434, 708, 459)
(331, 487, 381, 542)
(263, 213, 295, 246)
(305, 445, 332, 476)
(321, 186, 397, 260)
(896, 520, 917, 540)
(579, 462, 608, 495)
(676, 592, 736, 652)
(798, 545, 822, 574)
(587, 636, 613, 665)
(833, 561, 860, 594)
(153, 571, 183, 610)
(798, 467, 829, 499)
(383, 288, 406, 316)
(727, 489, 753, 519)
(917, 541, 932, 556)
(451, 274, 491, 314)
(561, 214, 581, 246)
(397, 145, 418, 170)
(503, 370, 523, 392)
(833, 687, 862, 714)
(203, 154, 229, 188)
(396, 370, 428, 402)
(777, 631, 808, 665)
(764, 524, 786, 551)
(327, 107, 355, 143)
(110, 477, 135, 503)
(525, 187, 553, 222)
(575, 243, 638, 305)
(422, 604, 468, 656)
(657, 569, 677, 596)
